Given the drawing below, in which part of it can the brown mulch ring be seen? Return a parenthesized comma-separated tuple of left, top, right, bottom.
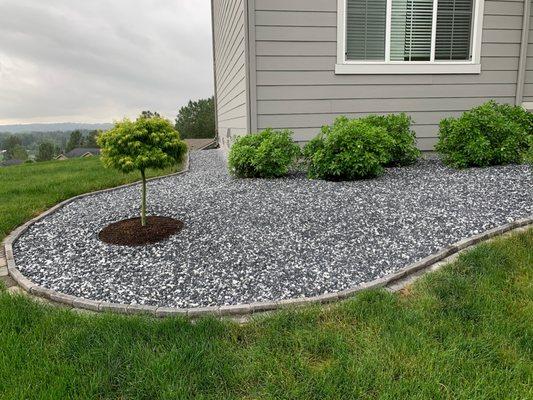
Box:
(99, 216, 184, 246)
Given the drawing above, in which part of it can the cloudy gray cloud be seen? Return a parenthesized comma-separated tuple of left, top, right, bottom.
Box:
(0, 0, 214, 124)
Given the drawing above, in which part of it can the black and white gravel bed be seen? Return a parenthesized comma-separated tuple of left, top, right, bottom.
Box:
(13, 151, 532, 308)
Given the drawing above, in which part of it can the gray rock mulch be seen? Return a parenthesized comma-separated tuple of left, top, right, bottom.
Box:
(13, 150, 532, 308)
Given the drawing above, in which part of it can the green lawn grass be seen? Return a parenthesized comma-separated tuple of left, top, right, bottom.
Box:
(0, 157, 181, 242)
(0, 229, 531, 399)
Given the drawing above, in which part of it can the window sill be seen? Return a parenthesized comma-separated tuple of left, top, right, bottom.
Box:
(334, 63, 481, 75)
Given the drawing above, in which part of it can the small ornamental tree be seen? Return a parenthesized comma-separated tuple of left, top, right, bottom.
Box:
(97, 115, 187, 226)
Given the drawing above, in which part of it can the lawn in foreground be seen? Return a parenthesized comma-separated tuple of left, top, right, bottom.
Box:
(0, 230, 531, 399)
(0, 157, 180, 242)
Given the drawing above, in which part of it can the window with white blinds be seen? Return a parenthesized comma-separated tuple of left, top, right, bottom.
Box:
(346, 0, 387, 60)
(390, 0, 434, 61)
(435, 0, 474, 60)
(344, 0, 475, 63)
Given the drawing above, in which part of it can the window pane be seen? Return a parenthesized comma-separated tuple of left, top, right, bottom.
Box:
(390, 0, 433, 61)
(346, 0, 387, 60)
(435, 0, 474, 60)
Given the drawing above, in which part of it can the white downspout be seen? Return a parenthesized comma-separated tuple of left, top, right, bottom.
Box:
(515, 0, 531, 106)
(210, 0, 219, 144)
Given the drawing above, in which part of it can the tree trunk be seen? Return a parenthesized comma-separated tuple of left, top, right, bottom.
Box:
(141, 169, 147, 227)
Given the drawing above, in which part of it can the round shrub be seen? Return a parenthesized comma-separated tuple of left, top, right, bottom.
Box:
(361, 113, 421, 166)
(436, 101, 531, 168)
(303, 117, 393, 181)
(228, 129, 301, 178)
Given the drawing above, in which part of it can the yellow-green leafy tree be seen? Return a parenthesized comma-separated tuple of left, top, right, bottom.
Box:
(97, 115, 187, 226)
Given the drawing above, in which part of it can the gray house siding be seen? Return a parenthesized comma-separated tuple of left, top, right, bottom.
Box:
(251, 0, 527, 150)
(212, 0, 249, 149)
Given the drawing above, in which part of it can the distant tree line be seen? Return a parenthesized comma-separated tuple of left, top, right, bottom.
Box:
(175, 97, 215, 139)
(0, 97, 217, 164)
(0, 129, 101, 162)
(36, 142, 59, 162)
(135, 99, 216, 139)
(0, 135, 28, 161)
(65, 129, 99, 152)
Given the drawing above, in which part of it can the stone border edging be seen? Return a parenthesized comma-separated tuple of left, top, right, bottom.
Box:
(3, 157, 532, 318)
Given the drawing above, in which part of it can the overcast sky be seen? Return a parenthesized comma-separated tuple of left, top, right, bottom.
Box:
(0, 0, 214, 124)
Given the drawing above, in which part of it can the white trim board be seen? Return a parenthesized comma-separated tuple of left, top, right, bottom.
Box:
(335, 63, 481, 75)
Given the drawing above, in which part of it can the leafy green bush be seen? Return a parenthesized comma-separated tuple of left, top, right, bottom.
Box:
(436, 101, 532, 168)
(303, 117, 393, 181)
(496, 103, 533, 135)
(361, 113, 420, 166)
(228, 129, 301, 178)
(523, 135, 533, 165)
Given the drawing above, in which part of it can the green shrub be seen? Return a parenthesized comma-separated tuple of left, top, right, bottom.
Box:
(436, 101, 531, 168)
(303, 117, 393, 181)
(228, 129, 301, 178)
(496, 103, 533, 135)
(523, 135, 533, 165)
(361, 113, 420, 166)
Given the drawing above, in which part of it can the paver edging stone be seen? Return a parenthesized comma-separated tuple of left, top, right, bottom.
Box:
(155, 306, 188, 318)
(3, 153, 532, 318)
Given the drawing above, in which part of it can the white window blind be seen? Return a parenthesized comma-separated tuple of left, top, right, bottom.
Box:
(345, 0, 475, 63)
(346, 0, 387, 60)
(435, 0, 474, 60)
(391, 0, 434, 61)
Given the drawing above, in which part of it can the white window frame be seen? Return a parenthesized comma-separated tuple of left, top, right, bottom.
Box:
(336, 0, 484, 74)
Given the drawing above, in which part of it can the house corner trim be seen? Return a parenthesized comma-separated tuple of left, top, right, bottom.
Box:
(246, 0, 257, 134)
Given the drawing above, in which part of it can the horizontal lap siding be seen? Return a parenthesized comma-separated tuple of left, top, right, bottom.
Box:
(213, 0, 248, 149)
(254, 0, 523, 150)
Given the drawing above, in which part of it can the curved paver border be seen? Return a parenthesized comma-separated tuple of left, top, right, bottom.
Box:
(3, 153, 532, 318)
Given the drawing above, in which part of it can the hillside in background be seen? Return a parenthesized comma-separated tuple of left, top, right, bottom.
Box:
(0, 122, 112, 134)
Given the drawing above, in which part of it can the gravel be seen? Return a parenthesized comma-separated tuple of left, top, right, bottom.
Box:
(13, 150, 532, 308)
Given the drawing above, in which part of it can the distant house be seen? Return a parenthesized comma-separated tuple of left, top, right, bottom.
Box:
(55, 148, 100, 160)
(0, 159, 24, 167)
(211, 0, 533, 151)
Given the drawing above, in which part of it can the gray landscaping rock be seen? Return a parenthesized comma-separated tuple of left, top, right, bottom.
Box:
(12, 150, 533, 308)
